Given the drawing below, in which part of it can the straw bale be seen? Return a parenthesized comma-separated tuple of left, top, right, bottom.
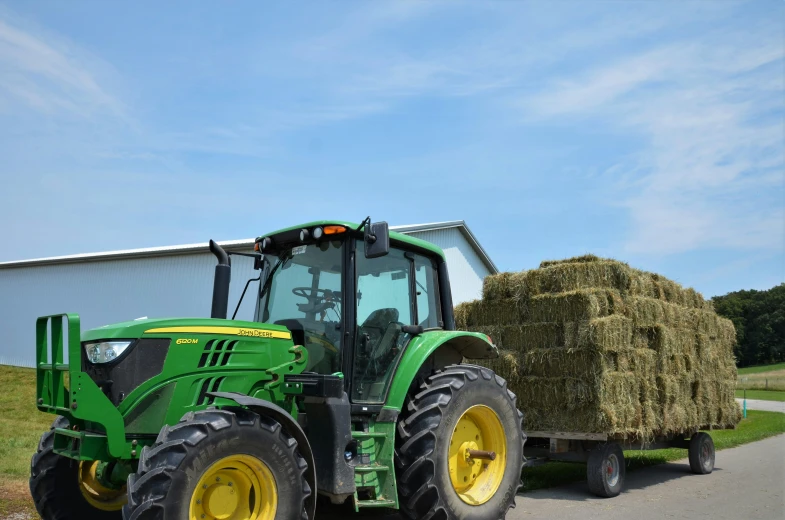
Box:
(471, 316, 634, 354)
(462, 256, 739, 437)
(564, 315, 634, 352)
(460, 299, 527, 327)
(528, 289, 622, 322)
(539, 254, 603, 268)
(522, 348, 610, 379)
(512, 373, 645, 434)
(521, 261, 633, 296)
(467, 324, 554, 352)
(454, 301, 470, 330)
(482, 272, 523, 301)
(475, 350, 521, 381)
(488, 256, 712, 310)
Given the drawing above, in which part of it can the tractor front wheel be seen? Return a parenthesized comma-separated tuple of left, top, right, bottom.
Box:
(123, 408, 310, 520)
(30, 416, 125, 519)
(395, 364, 525, 520)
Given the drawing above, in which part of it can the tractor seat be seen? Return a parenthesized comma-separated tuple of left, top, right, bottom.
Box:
(361, 308, 400, 332)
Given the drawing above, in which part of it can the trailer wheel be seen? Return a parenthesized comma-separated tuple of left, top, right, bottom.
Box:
(124, 408, 310, 520)
(688, 432, 715, 474)
(30, 416, 124, 519)
(587, 443, 625, 498)
(395, 364, 525, 520)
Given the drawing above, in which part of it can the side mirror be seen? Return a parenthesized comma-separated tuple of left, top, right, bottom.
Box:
(364, 221, 389, 258)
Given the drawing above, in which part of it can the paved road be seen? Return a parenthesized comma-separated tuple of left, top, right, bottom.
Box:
(736, 398, 785, 413)
(318, 434, 785, 520)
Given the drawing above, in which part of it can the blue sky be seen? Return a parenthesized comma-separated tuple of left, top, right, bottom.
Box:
(0, 0, 782, 297)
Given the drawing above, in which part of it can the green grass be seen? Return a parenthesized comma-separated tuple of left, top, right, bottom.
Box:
(736, 362, 785, 392)
(0, 366, 56, 480)
(521, 410, 785, 492)
(735, 389, 785, 402)
(738, 362, 785, 375)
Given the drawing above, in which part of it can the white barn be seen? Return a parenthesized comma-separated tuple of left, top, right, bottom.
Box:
(0, 221, 496, 367)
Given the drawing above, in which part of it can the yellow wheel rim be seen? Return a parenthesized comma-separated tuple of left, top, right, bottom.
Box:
(77, 461, 127, 512)
(448, 405, 507, 505)
(189, 454, 277, 520)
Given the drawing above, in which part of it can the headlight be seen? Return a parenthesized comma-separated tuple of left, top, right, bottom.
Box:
(84, 341, 133, 364)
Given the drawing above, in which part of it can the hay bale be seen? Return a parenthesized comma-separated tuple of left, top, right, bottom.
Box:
(563, 316, 634, 352)
(461, 299, 527, 326)
(487, 256, 711, 310)
(463, 255, 739, 438)
(454, 301, 470, 330)
(529, 289, 623, 322)
(510, 373, 644, 434)
(539, 254, 603, 268)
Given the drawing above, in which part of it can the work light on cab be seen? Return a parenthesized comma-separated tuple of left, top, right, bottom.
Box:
(323, 225, 346, 235)
(84, 340, 133, 363)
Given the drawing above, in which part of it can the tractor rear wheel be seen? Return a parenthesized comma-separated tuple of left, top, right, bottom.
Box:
(30, 416, 125, 519)
(123, 408, 310, 520)
(395, 364, 525, 520)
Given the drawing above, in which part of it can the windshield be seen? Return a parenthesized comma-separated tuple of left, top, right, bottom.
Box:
(257, 240, 344, 374)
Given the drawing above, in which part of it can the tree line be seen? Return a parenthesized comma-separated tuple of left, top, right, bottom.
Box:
(712, 283, 784, 367)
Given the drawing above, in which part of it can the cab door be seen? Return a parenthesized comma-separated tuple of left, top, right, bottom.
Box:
(350, 242, 442, 403)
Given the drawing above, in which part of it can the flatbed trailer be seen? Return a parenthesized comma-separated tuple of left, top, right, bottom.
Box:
(522, 427, 723, 497)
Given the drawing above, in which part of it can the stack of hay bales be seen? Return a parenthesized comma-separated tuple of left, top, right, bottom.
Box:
(455, 255, 740, 439)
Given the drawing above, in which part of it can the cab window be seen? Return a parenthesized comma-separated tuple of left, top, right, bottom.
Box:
(414, 254, 442, 329)
(352, 244, 413, 403)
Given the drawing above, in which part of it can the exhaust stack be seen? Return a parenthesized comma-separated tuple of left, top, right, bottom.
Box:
(209, 240, 231, 319)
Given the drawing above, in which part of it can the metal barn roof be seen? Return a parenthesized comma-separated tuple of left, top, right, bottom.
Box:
(0, 221, 498, 273)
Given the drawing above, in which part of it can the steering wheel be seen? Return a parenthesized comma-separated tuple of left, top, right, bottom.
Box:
(291, 287, 341, 302)
(292, 287, 341, 319)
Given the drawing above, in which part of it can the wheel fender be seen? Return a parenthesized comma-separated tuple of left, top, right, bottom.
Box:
(384, 331, 498, 412)
(208, 391, 316, 520)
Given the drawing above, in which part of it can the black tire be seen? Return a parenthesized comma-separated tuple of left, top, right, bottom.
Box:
(123, 408, 310, 520)
(688, 432, 715, 474)
(586, 443, 625, 498)
(395, 364, 525, 520)
(30, 416, 124, 520)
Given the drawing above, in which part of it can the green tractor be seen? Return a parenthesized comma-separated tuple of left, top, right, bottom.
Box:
(30, 218, 524, 520)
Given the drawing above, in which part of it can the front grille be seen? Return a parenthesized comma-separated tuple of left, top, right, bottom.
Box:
(82, 339, 170, 405)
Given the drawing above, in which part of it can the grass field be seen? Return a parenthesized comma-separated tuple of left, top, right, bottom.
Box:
(0, 366, 53, 518)
(736, 362, 785, 394)
(735, 389, 785, 402)
(738, 362, 785, 375)
(1, 364, 784, 517)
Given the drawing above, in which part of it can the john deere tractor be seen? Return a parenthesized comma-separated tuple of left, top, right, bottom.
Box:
(30, 218, 524, 520)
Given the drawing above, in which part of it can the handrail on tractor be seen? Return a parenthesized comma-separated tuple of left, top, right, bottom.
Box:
(36, 313, 81, 413)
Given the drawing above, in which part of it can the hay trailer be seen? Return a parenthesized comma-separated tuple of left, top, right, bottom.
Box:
(522, 429, 717, 497)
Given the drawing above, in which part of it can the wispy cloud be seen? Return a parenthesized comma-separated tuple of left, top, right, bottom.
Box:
(0, 16, 123, 118)
(517, 20, 785, 255)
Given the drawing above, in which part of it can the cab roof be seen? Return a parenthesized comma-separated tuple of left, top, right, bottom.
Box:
(258, 220, 447, 261)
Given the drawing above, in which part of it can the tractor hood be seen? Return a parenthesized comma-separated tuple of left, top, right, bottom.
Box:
(81, 317, 293, 342)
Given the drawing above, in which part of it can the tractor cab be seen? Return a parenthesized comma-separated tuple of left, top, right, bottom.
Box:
(254, 219, 451, 403)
